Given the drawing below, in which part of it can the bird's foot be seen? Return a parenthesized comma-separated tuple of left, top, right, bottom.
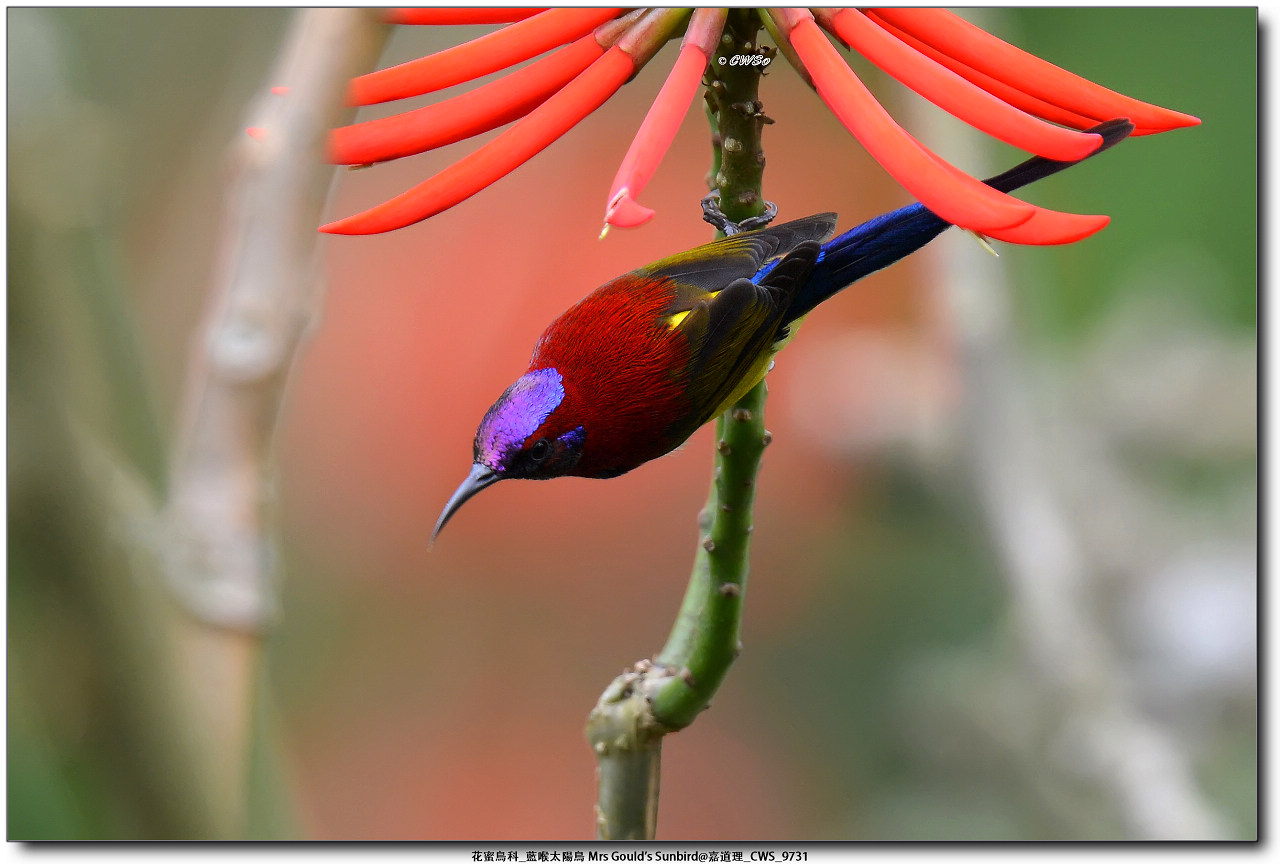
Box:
(701, 191, 778, 237)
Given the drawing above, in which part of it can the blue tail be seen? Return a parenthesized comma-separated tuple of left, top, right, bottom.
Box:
(784, 119, 1134, 324)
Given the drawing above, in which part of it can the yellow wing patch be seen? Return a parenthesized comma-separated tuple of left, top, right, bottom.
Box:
(666, 309, 692, 329)
(704, 315, 809, 418)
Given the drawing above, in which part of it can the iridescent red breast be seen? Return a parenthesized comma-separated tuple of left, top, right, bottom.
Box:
(527, 273, 695, 478)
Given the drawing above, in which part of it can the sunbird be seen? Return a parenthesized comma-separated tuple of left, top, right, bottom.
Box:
(434, 119, 1133, 539)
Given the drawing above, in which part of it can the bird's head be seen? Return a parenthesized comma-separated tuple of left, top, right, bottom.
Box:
(433, 367, 585, 541)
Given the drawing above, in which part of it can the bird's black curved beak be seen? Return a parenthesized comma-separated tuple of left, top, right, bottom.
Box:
(432, 463, 500, 543)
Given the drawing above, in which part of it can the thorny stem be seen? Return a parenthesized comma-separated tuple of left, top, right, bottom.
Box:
(651, 12, 775, 724)
(587, 9, 773, 840)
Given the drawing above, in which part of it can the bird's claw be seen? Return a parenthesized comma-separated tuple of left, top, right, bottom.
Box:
(701, 191, 778, 236)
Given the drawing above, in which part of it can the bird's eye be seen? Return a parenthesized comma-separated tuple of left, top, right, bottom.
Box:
(528, 438, 552, 462)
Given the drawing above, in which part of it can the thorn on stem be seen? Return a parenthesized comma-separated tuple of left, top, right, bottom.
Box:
(702, 536, 716, 552)
(717, 440, 732, 455)
(731, 407, 753, 422)
(680, 667, 697, 687)
(761, 430, 773, 447)
(719, 582, 740, 598)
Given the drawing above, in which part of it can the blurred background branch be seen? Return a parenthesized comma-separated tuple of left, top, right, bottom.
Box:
(10, 8, 389, 838)
(165, 7, 388, 630)
(924, 111, 1229, 837)
(158, 8, 389, 835)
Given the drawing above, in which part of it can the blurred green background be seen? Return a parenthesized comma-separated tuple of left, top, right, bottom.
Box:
(8, 8, 1256, 840)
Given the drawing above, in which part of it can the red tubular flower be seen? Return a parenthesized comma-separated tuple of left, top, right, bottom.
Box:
(330, 33, 606, 165)
(983, 210, 1110, 246)
(387, 8, 544, 26)
(323, 9, 687, 234)
(863, 11, 1103, 133)
(924, 148, 1111, 245)
(349, 7, 625, 105)
(322, 8, 1198, 244)
(775, 8, 1130, 244)
(818, 9, 1102, 162)
(868, 7, 1201, 135)
(322, 47, 636, 235)
(782, 10, 1041, 236)
(602, 8, 727, 233)
(760, 8, 814, 89)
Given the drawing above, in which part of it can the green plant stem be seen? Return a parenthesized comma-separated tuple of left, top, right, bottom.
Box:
(650, 10, 774, 729)
(587, 9, 772, 839)
(586, 672, 664, 840)
(651, 382, 768, 726)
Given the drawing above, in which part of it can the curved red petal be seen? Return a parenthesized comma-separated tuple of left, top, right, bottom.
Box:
(603, 40, 713, 230)
(869, 8, 1200, 133)
(921, 149, 1112, 245)
(349, 7, 624, 105)
(387, 8, 544, 26)
(761, 9, 816, 90)
(322, 47, 636, 235)
(330, 34, 603, 165)
(864, 11, 1102, 131)
(825, 9, 1101, 162)
(603, 192, 655, 229)
(985, 211, 1110, 245)
(788, 16, 1033, 234)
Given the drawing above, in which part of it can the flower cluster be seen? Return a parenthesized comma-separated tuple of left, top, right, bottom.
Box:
(319, 7, 1197, 243)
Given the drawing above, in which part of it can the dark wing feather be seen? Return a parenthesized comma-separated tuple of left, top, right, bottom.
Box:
(635, 213, 837, 295)
(673, 240, 825, 432)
